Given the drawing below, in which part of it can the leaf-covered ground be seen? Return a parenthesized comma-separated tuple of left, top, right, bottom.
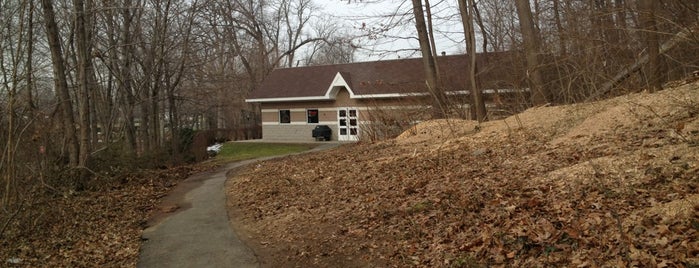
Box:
(0, 165, 206, 267)
(227, 81, 699, 267)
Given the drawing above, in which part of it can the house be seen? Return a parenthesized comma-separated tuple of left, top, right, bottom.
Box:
(245, 52, 526, 142)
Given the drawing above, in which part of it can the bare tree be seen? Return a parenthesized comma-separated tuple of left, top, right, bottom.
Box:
(514, 0, 548, 105)
(458, 0, 486, 122)
(280, 0, 317, 67)
(196, 0, 334, 137)
(306, 37, 356, 65)
(586, 21, 699, 101)
(410, 0, 445, 118)
(40, 0, 79, 167)
(478, 1, 518, 52)
(638, 0, 662, 91)
(72, 0, 93, 168)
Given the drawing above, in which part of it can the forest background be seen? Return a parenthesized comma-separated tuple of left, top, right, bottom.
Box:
(0, 0, 697, 265)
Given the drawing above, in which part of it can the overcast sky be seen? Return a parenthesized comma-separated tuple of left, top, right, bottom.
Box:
(313, 0, 466, 61)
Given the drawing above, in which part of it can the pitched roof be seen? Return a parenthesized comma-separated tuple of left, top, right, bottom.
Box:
(246, 52, 524, 102)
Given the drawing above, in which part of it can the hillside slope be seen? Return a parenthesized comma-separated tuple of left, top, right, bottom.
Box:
(227, 81, 699, 267)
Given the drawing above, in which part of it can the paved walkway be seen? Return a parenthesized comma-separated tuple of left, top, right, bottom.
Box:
(137, 143, 340, 268)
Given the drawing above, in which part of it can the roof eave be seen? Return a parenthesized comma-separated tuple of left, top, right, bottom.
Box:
(245, 96, 334, 103)
(245, 92, 429, 103)
(352, 92, 429, 98)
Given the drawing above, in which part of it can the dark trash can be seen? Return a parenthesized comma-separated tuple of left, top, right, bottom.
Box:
(312, 125, 332, 141)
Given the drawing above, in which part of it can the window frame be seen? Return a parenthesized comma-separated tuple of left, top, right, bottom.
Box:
(307, 108, 319, 124)
(279, 109, 291, 124)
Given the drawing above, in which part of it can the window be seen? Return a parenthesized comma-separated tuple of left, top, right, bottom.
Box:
(307, 109, 319, 123)
(279, 110, 290, 124)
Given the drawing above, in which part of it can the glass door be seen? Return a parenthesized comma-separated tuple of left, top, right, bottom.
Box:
(337, 108, 359, 141)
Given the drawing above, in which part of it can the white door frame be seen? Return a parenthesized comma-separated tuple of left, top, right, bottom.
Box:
(337, 107, 359, 141)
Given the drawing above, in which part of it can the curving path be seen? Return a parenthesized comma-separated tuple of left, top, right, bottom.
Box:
(137, 143, 341, 268)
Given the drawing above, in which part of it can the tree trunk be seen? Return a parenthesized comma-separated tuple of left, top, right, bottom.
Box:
(424, 0, 441, 80)
(515, 0, 548, 105)
(638, 0, 663, 91)
(2, 0, 32, 206)
(410, 0, 444, 118)
(459, 0, 486, 122)
(119, 0, 137, 155)
(40, 0, 79, 166)
(168, 84, 180, 163)
(26, 0, 35, 113)
(471, 2, 488, 53)
(99, 5, 118, 145)
(552, 0, 567, 56)
(151, 83, 161, 148)
(73, 0, 92, 167)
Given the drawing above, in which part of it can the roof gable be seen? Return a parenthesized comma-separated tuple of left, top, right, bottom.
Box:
(326, 72, 352, 98)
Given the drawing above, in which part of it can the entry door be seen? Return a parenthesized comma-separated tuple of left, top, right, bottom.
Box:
(337, 108, 359, 141)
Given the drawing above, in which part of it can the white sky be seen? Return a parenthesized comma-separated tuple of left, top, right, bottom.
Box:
(313, 0, 466, 61)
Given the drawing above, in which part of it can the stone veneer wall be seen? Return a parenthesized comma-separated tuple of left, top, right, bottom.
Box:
(262, 124, 340, 142)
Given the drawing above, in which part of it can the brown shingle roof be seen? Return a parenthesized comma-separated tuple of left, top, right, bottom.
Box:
(247, 52, 524, 101)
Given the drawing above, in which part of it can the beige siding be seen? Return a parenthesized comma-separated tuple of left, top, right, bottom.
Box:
(261, 109, 336, 124)
(256, 87, 435, 141)
(290, 110, 306, 123)
(319, 110, 335, 122)
(334, 88, 360, 106)
(261, 111, 278, 123)
(260, 99, 426, 122)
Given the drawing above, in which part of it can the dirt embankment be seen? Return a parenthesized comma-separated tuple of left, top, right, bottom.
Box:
(227, 82, 699, 267)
